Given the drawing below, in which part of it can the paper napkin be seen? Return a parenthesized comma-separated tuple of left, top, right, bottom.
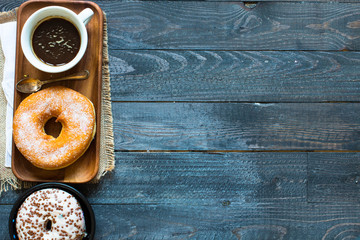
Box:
(0, 21, 17, 167)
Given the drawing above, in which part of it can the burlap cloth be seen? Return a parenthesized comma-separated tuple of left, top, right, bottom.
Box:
(0, 9, 115, 195)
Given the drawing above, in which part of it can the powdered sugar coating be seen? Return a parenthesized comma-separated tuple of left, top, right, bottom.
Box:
(13, 86, 96, 170)
(16, 188, 86, 240)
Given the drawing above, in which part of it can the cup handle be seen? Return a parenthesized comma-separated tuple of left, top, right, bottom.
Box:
(78, 8, 94, 25)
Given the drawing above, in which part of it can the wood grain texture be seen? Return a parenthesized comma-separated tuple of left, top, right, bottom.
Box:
(1, 153, 358, 239)
(0, 152, 307, 204)
(70, 152, 307, 205)
(109, 50, 360, 102)
(3, 0, 360, 11)
(308, 153, 360, 203)
(90, 203, 360, 240)
(101, 1, 360, 50)
(0, 0, 24, 11)
(2, 202, 360, 239)
(112, 102, 360, 151)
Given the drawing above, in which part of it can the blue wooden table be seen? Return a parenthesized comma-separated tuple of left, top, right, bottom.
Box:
(2, 0, 360, 239)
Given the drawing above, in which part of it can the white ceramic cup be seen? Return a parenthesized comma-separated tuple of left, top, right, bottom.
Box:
(21, 6, 94, 73)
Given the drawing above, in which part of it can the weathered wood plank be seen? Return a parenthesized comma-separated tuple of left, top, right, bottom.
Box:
(91, 203, 360, 239)
(4, 1, 360, 50)
(77, 152, 307, 204)
(3, 0, 360, 11)
(0, 152, 307, 204)
(308, 153, 360, 203)
(0, 0, 23, 11)
(109, 50, 360, 102)
(0, 152, 359, 239)
(111, 102, 360, 151)
(2, 202, 360, 239)
(101, 1, 360, 50)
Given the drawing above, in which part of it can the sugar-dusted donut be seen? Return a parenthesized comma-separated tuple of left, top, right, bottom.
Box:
(13, 86, 96, 170)
(16, 188, 86, 239)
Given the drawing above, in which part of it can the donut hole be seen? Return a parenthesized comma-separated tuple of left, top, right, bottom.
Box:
(44, 219, 52, 231)
(44, 117, 62, 138)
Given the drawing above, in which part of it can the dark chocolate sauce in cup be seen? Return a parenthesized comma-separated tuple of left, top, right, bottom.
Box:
(32, 17, 81, 66)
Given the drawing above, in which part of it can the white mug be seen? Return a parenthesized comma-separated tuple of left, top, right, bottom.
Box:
(21, 6, 94, 73)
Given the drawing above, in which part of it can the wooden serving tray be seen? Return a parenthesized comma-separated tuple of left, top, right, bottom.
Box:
(12, 0, 103, 183)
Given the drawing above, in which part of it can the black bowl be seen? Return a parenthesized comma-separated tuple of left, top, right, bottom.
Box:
(9, 182, 95, 240)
